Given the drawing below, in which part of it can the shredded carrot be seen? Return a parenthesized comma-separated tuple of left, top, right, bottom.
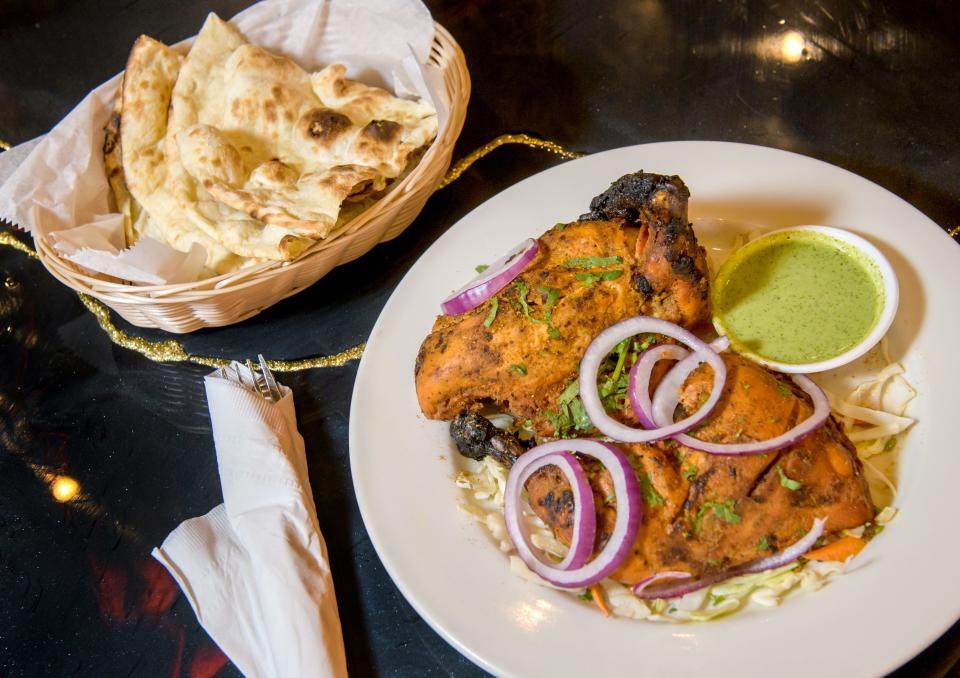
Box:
(804, 536, 866, 562)
(590, 584, 612, 617)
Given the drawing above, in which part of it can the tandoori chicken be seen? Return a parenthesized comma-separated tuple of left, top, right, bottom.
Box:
(420, 170, 875, 593)
(416, 172, 710, 435)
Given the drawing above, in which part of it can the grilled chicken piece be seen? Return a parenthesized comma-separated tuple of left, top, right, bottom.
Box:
(477, 354, 874, 585)
(416, 172, 710, 435)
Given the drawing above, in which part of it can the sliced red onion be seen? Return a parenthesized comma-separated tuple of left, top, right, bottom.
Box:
(629, 336, 730, 430)
(580, 317, 727, 442)
(504, 439, 641, 588)
(631, 571, 692, 596)
(628, 344, 689, 429)
(441, 238, 540, 315)
(509, 451, 596, 571)
(663, 372, 831, 456)
(633, 517, 828, 600)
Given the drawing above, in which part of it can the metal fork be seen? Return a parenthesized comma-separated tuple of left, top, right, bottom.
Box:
(245, 356, 282, 403)
(219, 357, 281, 403)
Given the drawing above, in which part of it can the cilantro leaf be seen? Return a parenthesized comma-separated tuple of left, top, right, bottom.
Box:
(514, 282, 562, 339)
(683, 465, 698, 481)
(640, 472, 665, 508)
(575, 269, 624, 286)
(475, 264, 489, 273)
(508, 363, 526, 376)
(563, 255, 624, 269)
(483, 297, 498, 328)
(776, 465, 803, 491)
(757, 535, 770, 551)
(693, 499, 741, 534)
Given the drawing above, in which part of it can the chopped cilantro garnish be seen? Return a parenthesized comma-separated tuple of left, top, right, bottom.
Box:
(776, 383, 792, 397)
(575, 269, 624, 286)
(603, 492, 616, 506)
(757, 536, 770, 551)
(483, 297, 498, 328)
(708, 593, 726, 606)
(553, 222, 568, 231)
(568, 397, 592, 431)
(514, 282, 562, 339)
(563, 255, 624, 269)
(508, 363, 527, 376)
(640, 473, 665, 508)
(884, 437, 897, 452)
(577, 588, 594, 601)
(546, 379, 593, 436)
(610, 338, 629, 381)
(776, 465, 802, 491)
(706, 558, 720, 568)
(475, 264, 489, 273)
(693, 499, 741, 534)
(734, 427, 743, 439)
(683, 465, 698, 481)
(558, 379, 580, 405)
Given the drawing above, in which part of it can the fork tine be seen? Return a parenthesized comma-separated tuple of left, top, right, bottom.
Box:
(247, 359, 271, 401)
(258, 354, 281, 402)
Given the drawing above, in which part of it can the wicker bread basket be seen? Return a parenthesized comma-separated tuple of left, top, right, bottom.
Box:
(34, 23, 469, 333)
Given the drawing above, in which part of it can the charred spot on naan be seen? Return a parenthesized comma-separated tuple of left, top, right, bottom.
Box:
(300, 107, 353, 144)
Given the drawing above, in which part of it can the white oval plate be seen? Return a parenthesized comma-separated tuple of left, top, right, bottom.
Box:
(350, 141, 959, 677)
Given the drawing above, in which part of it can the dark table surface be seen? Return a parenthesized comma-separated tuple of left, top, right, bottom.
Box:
(1, 1, 959, 676)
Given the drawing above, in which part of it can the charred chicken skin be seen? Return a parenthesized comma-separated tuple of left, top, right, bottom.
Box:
(416, 172, 710, 435)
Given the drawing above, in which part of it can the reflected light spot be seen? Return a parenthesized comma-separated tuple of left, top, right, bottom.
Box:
(781, 31, 806, 63)
(778, 19, 786, 25)
(512, 601, 547, 631)
(51, 475, 80, 502)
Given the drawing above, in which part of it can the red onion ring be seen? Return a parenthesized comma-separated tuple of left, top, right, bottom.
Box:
(441, 238, 540, 315)
(508, 451, 596, 571)
(657, 367, 830, 456)
(580, 317, 727, 442)
(624, 333, 830, 455)
(504, 440, 641, 588)
(632, 517, 828, 599)
(631, 571, 692, 596)
(629, 336, 730, 430)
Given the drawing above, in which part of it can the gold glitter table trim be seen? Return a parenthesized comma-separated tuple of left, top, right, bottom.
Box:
(438, 133, 582, 188)
(0, 134, 580, 370)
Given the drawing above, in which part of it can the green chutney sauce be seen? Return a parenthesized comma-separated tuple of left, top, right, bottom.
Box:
(712, 230, 884, 365)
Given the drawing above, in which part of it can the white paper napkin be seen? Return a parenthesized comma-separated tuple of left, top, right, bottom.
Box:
(152, 367, 347, 678)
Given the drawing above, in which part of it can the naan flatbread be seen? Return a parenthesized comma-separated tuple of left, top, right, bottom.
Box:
(119, 34, 301, 266)
(169, 14, 438, 238)
(104, 12, 436, 272)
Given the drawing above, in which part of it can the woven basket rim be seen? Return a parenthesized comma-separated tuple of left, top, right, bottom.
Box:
(36, 21, 467, 301)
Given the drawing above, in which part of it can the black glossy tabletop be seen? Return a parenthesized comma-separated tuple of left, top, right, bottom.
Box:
(2, 1, 959, 676)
